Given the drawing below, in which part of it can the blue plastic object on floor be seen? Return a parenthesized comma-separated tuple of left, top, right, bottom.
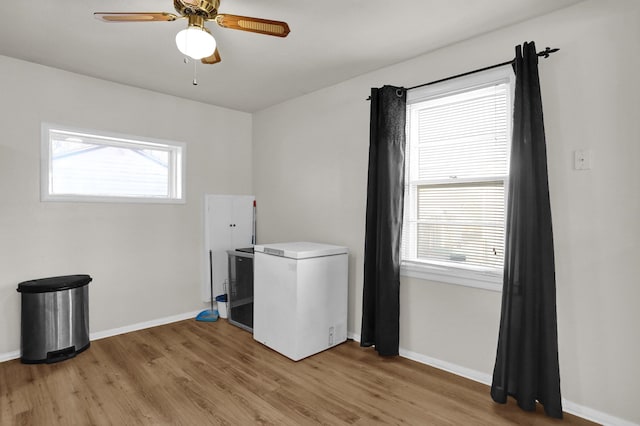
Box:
(196, 309, 219, 322)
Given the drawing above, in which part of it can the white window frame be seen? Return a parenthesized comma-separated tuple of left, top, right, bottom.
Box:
(41, 123, 186, 204)
(401, 66, 515, 292)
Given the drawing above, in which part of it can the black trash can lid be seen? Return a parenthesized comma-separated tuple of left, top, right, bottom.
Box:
(17, 275, 92, 293)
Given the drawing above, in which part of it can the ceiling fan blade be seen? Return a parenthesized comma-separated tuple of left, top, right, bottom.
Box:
(94, 12, 178, 22)
(215, 14, 290, 37)
(201, 49, 222, 65)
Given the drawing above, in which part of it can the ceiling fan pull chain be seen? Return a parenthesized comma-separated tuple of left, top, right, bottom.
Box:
(193, 58, 198, 86)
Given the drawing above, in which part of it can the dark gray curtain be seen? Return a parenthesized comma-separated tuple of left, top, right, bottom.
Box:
(360, 85, 406, 356)
(491, 42, 562, 418)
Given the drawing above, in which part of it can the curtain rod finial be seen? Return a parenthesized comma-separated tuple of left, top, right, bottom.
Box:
(538, 47, 559, 58)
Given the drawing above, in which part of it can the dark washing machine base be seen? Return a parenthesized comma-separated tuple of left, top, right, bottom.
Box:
(21, 341, 91, 364)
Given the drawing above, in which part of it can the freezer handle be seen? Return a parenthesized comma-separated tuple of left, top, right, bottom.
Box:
(264, 248, 285, 257)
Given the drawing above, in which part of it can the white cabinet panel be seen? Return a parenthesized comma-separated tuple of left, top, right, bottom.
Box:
(204, 194, 254, 300)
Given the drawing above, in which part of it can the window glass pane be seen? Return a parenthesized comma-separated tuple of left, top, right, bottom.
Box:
(416, 182, 505, 269)
(51, 140, 170, 197)
(43, 125, 184, 202)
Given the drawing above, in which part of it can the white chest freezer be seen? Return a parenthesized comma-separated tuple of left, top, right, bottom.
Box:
(253, 242, 349, 361)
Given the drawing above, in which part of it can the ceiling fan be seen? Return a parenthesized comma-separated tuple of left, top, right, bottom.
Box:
(94, 0, 290, 65)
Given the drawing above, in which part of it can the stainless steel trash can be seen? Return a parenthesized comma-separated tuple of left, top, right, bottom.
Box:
(17, 274, 92, 364)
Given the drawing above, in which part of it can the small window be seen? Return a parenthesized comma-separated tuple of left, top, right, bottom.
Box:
(41, 124, 185, 203)
(401, 67, 514, 291)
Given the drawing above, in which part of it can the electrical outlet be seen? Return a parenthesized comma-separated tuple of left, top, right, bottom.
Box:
(574, 149, 592, 170)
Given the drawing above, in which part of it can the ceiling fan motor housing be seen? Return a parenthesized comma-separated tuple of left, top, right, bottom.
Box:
(174, 0, 220, 19)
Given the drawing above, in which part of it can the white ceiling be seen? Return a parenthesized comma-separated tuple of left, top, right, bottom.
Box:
(0, 0, 583, 112)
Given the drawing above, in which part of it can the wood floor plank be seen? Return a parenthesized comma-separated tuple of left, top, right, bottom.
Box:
(0, 320, 596, 425)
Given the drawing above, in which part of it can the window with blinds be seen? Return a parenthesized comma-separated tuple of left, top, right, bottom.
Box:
(41, 124, 185, 203)
(402, 66, 513, 289)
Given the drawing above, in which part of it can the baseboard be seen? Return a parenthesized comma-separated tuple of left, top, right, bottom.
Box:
(562, 400, 637, 426)
(348, 332, 490, 384)
(347, 331, 635, 426)
(0, 309, 202, 363)
(0, 350, 20, 363)
(89, 310, 202, 341)
(399, 347, 492, 385)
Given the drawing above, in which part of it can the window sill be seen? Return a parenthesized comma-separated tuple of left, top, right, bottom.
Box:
(400, 261, 502, 292)
(41, 194, 186, 204)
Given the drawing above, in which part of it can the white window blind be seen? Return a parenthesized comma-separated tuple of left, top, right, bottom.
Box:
(402, 67, 513, 288)
(416, 181, 505, 269)
(41, 124, 185, 203)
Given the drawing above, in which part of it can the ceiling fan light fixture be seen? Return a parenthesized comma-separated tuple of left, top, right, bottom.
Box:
(175, 26, 216, 60)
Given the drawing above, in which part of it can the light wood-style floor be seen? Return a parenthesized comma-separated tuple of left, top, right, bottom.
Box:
(1, 319, 595, 425)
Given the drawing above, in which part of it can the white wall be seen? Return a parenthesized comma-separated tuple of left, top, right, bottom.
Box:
(253, 0, 640, 424)
(0, 56, 252, 354)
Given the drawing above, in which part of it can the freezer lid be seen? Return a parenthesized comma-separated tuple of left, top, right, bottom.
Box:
(254, 242, 348, 259)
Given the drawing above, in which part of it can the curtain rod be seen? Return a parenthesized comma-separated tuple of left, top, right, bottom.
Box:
(366, 47, 559, 100)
